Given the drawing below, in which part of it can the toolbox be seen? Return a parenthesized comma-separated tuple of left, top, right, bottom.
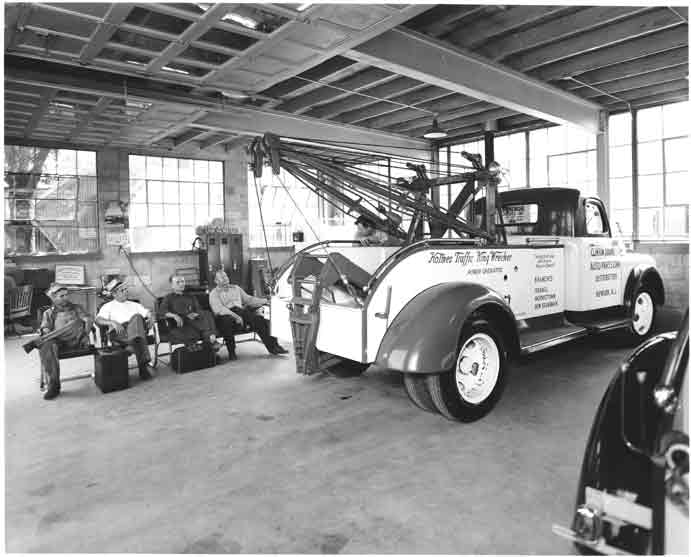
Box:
(93, 348, 129, 393)
(170, 344, 216, 374)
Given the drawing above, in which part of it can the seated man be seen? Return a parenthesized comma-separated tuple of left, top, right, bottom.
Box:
(35, 283, 93, 400)
(158, 273, 219, 350)
(209, 269, 288, 359)
(95, 280, 153, 381)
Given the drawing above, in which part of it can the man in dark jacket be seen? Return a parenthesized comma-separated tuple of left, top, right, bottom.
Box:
(158, 273, 219, 348)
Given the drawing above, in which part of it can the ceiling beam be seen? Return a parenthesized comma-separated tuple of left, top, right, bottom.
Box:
(531, 26, 689, 82)
(445, 5, 571, 50)
(4, 56, 427, 159)
(507, 8, 684, 72)
(148, 110, 208, 144)
(414, 6, 487, 37)
(4, 3, 34, 50)
(145, 4, 230, 74)
(569, 66, 689, 99)
(276, 67, 393, 114)
(480, 6, 646, 61)
(603, 88, 689, 111)
(558, 47, 689, 90)
(69, 97, 112, 141)
(173, 129, 206, 149)
(405, 108, 519, 139)
(79, 4, 134, 64)
(24, 89, 58, 138)
(349, 28, 603, 134)
(387, 101, 496, 133)
(589, 79, 689, 105)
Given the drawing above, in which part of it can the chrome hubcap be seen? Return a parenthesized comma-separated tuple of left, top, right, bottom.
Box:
(455, 333, 500, 405)
(633, 292, 654, 336)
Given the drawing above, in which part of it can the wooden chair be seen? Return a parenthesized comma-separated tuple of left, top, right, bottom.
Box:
(5, 285, 34, 334)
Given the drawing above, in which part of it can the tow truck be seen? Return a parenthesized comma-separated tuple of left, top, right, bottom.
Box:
(253, 135, 665, 422)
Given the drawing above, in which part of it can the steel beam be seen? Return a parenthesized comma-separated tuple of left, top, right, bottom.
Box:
(349, 28, 603, 134)
(5, 56, 428, 159)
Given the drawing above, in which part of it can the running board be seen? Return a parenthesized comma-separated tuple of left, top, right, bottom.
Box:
(520, 324, 588, 355)
(579, 318, 631, 333)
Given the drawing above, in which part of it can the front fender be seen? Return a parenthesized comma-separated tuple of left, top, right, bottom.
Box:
(624, 264, 665, 307)
(374, 282, 517, 374)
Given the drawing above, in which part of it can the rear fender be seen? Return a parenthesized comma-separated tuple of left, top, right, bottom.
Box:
(624, 265, 665, 308)
(374, 282, 519, 374)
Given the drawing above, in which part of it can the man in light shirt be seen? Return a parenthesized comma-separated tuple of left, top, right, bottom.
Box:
(209, 270, 287, 360)
(95, 280, 153, 380)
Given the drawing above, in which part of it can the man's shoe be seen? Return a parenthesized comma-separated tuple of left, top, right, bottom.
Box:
(270, 344, 289, 355)
(43, 387, 60, 400)
(139, 365, 153, 380)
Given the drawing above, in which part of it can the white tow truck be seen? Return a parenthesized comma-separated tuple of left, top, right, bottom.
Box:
(270, 186, 664, 422)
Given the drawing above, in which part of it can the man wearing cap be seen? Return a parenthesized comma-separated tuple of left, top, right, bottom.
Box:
(95, 280, 153, 380)
(37, 283, 94, 400)
(209, 269, 288, 359)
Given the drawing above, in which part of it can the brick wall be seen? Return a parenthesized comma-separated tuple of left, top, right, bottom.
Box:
(634, 242, 689, 310)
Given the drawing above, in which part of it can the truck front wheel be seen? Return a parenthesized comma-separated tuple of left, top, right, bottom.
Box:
(626, 288, 657, 341)
(426, 317, 508, 422)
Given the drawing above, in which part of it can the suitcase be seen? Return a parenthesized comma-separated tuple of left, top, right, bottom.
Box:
(93, 348, 129, 393)
(170, 344, 216, 374)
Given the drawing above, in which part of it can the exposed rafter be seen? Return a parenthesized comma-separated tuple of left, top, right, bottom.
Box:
(79, 3, 134, 63)
(24, 89, 57, 138)
(69, 97, 112, 141)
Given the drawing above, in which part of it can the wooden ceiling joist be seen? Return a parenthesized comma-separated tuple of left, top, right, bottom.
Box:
(508, 8, 684, 72)
(571, 66, 689, 99)
(79, 4, 135, 63)
(23, 89, 57, 138)
(531, 25, 689, 82)
(69, 97, 113, 141)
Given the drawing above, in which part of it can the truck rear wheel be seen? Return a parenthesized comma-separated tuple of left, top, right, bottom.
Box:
(426, 318, 508, 422)
(403, 374, 437, 413)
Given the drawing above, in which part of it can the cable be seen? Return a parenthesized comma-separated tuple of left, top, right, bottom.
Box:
(252, 173, 274, 280)
(568, 76, 632, 111)
(118, 245, 159, 301)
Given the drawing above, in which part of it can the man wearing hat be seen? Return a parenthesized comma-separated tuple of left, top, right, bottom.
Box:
(354, 215, 400, 246)
(95, 280, 153, 380)
(37, 283, 94, 400)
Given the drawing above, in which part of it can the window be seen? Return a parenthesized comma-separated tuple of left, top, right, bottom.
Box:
(636, 101, 689, 241)
(584, 200, 605, 235)
(4, 146, 98, 255)
(494, 132, 527, 190)
(609, 112, 633, 240)
(128, 155, 224, 252)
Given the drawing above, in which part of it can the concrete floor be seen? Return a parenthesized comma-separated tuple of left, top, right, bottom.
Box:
(4, 308, 683, 554)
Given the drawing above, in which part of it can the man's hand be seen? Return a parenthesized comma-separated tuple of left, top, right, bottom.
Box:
(188, 312, 199, 320)
(109, 321, 125, 336)
(168, 313, 184, 327)
(233, 314, 244, 326)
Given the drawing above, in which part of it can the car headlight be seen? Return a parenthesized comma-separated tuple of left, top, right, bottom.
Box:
(573, 504, 603, 543)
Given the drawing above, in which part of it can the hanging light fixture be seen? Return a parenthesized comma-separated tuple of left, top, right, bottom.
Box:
(423, 116, 447, 139)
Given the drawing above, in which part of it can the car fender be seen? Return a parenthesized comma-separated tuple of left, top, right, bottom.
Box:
(624, 264, 665, 308)
(374, 282, 519, 374)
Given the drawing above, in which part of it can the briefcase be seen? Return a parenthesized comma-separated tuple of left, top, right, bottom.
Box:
(93, 348, 129, 393)
(170, 344, 216, 374)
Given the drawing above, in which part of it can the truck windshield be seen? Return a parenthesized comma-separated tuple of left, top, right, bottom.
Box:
(474, 201, 574, 236)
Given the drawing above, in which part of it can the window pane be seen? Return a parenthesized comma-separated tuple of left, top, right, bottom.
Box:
(195, 205, 209, 224)
(130, 203, 147, 226)
(77, 151, 96, 176)
(548, 155, 567, 185)
(662, 101, 689, 138)
(78, 203, 98, 227)
(209, 204, 224, 220)
(665, 172, 689, 204)
(37, 150, 57, 175)
(529, 156, 547, 187)
(180, 226, 194, 249)
(664, 137, 689, 172)
(146, 157, 162, 179)
(637, 141, 663, 174)
(638, 207, 661, 238)
(148, 180, 163, 203)
(210, 182, 223, 204)
(637, 106, 663, 142)
(610, 177, 633, 209)
(163, 181, 179, 204)
(58, 176, 78, 199)
(664, 205, 688, 236)
(193, 160, 209, 182)
(163, 157, 178, 180)
(547, 126, 567, 155)
(529, 128, 548, 159)
(609, 113, 631, 147)
(180, 182, 194, 204)
(610, 145, 632, 178)
(79, 176, 97, 201)
(130, 179, 147, 203)
(57, 149, 76, 174)
(163, 204, 180, 225)
(179, 159, 193, 181)
(130, 155, 146, 178)
(180, 204, 194, 225)
(195, 182, 208, 205)
(210, 161, 223, 181)
(149, 203, 164, 225)
(638, 174, 663, 207)
(567, 152, 587, 185)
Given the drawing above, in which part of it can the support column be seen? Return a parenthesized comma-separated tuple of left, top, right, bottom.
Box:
(484, 120, 497, 169)
(430, 146, 440, 206)
(596, 110, 610, 209)
(631, 110, 639, 244)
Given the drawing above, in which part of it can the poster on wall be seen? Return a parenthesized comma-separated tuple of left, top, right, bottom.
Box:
(55, 264, 85, 285)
